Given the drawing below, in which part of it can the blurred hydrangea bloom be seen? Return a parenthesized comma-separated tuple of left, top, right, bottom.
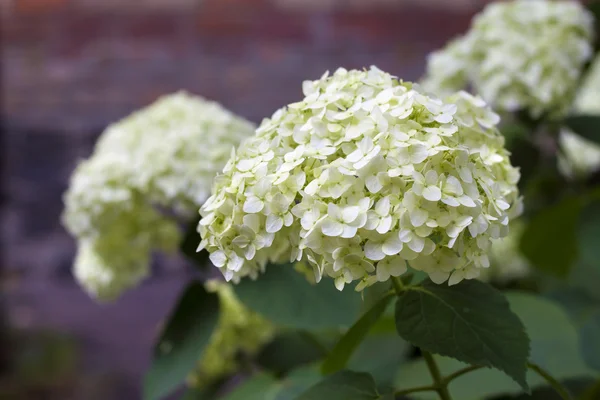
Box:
(481, 221, 530, 284)
(62, 92, 255, 300)
(188, 280, 274, 388)
(199, 67, 522, 291)
(559, 56, 600, 178)
(422, 0, 594, 117)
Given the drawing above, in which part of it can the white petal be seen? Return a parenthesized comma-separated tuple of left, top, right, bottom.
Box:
(399, 246, 419, 260)
(366, 175, 383, 193)
(410, 209, 428, 227)
(408, 236, 425, 253)
(435, 113, 453, 124)
(223, 269, 235, 281)
(243, 197, 264, 213)
(244, 214, 261, 232)
(364, 212, 379, 230)
(375, 196, 391, 216)
(429, 270, 450, 284)
(459, 167, 473, 183)
(445, 176, 464, 195)
(321, 219, 344, 237)
(448, 270, 465, 286)
(358, 197, 372, 211)
(389, 258, 408, 276)
(228, 253, 244, 271)
(425, 170, 438, 185)
(398, 229, 412, 243)
(209, 250, 227, 268)
(245, 245, 256, 260)
(266, 214, 284, 233)
(341, 225, 358, 238)
(342, 206, 360, 223)
(334, 277, 346, 291)
(441, 196, 460, 207)
(376, 265, 391, 282)
(422, 238, 436, 255)
(365, 241, 386, 261)
(284, 212, 294, 226)
(376, 216, 393, 234)
(423, 186, 442, 201)
(458, 195, 477, 207)
(383, 236, 403, 255)
(327, 202, 342, 219)
(496, 199, 510, 210)
(346, 149, 364, 163)
(480, 254, 490, 268)
(410, 145, 429, 164)
(447, 225, 463, 238)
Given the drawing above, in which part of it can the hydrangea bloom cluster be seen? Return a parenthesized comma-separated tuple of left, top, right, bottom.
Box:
(199, 67, 522, 290)
(422, 0, 595, 117)
(559, 56, 600, 178)
(188, 280, 274, 388)
(63, 92, 255, 300)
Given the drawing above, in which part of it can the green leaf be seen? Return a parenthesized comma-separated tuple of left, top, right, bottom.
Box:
(274, 365, 322, 400)
(512, 293, 593, 380)
(568, 261, 600, 302)
(395, 292, 595, 400)
(578, 200, 600, 273)
(234, 264, 362, 330)
(296, 370, 383, 400)
(394, 280, 530, 390)
(548, 288, 600, 372)
(581, 311, 600, 371)
(144, 282, 219, 400)
(219, 366, 322, 400)
(520, 196, 583, 277)
(220, 374, 281, 400)
(347, 333, 409, 389)
(564, 115, 600, 145)
(547, 288, 600, 326)
(257, 331, 329, 376)
(180, 217, 209, 270)
(322, 293, 394, 375)
(181, 385, 219, 400)
(360, 282, 392, 313)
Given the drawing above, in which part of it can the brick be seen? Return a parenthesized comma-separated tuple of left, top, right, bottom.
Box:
(74, 0, 198, 12)
(271, 0, 491, 11)
(15, 0, 70, 14)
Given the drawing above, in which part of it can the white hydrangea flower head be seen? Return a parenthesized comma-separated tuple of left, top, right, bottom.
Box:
(188, 280, 274, 388)
(94, 92, 256, 214)
(422, 0, 595, 117)
(199, 67, 522, 290)
(559, 56, 600, 178)
(63, 92, 255, 300)
(74, 238, 150, 301)
(420, 35, 473, 98)
(480, 221, 530, 283)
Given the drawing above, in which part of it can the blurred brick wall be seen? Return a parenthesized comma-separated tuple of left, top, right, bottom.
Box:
(2, 0, 492, 397)
(2, 0, 494, 130)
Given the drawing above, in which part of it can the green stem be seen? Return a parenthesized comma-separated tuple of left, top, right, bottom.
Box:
(423, 351, 453, 400)
(394, 384, 437, 396)
(391, 276, 405, 296)
(527, 362, 573, 400)
(442, 365, 485, 385)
